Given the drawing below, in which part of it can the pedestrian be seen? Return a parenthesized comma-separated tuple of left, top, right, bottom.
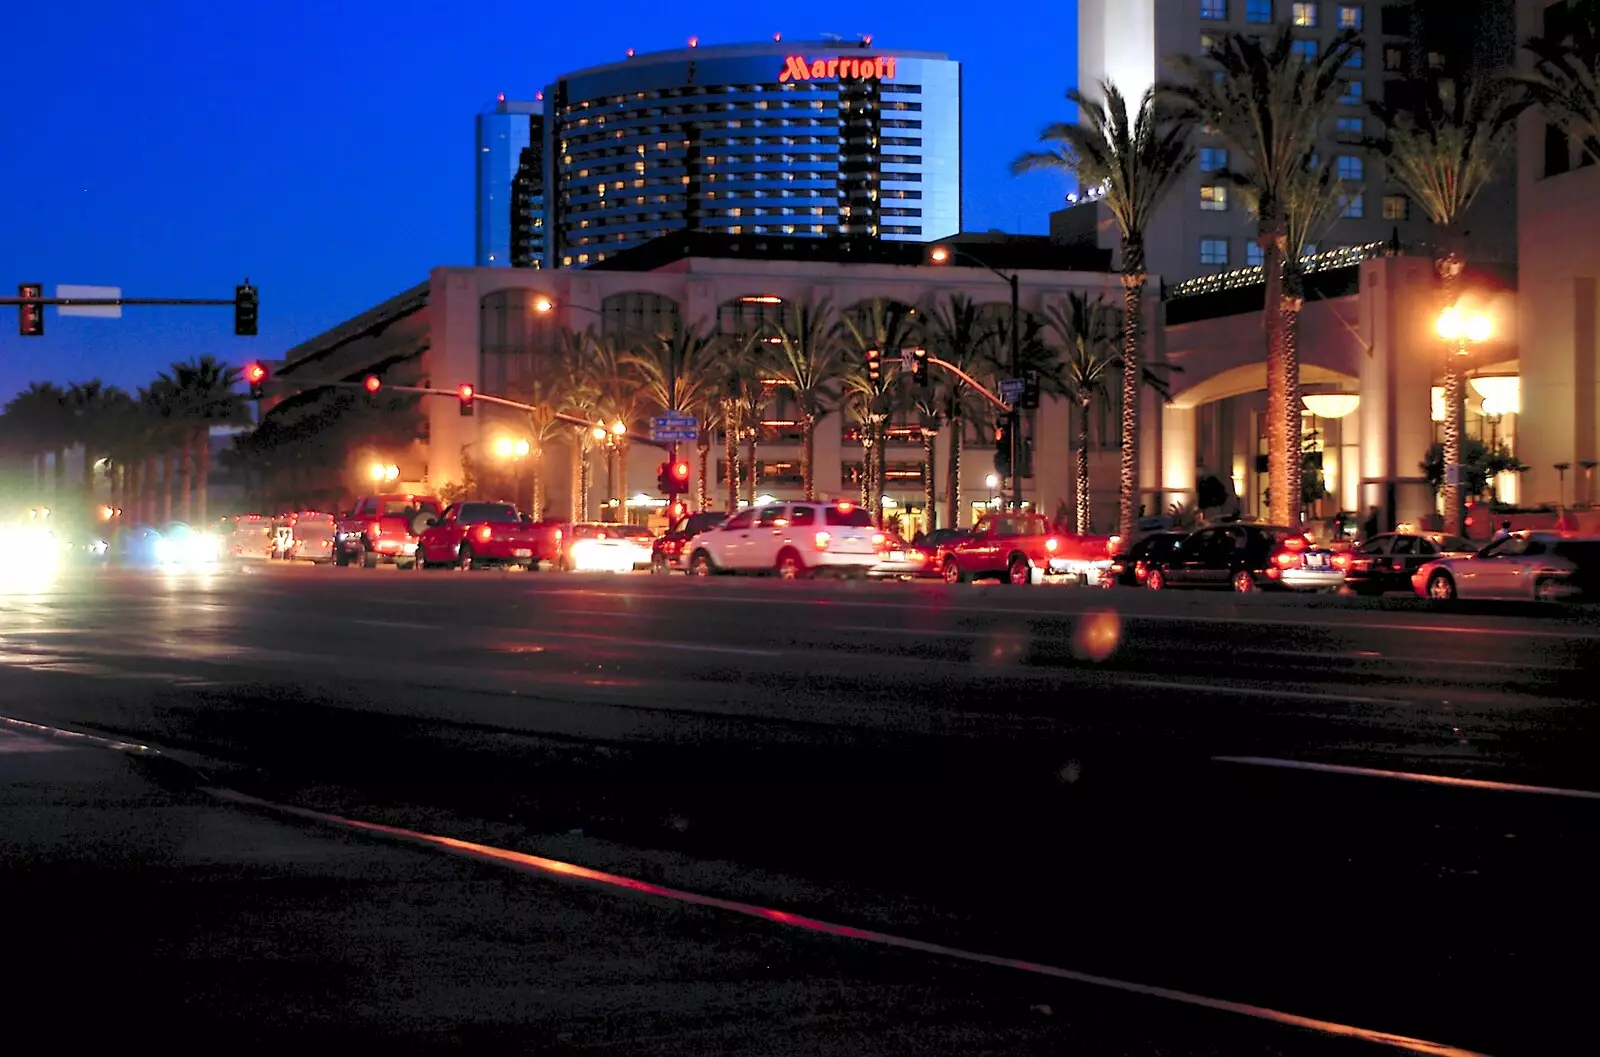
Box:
(1492, 520, 1513, 542)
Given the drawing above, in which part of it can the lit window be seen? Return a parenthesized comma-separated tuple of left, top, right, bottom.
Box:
(1246, 243, 1265, 267)
(1246, 0, 1272, 21)
(1338, 80, 1363, 105)
(1292, 39, 1318, 63)
(1382, 194, 1409, 220)
(1336, 155, 1364, 180)
(1292, 2, 1318, 26)
(1336, 116, 1363, 135)
(1339, 192, 1365, 218)
(1200, 0, 1227, 18)
(1200, 185, 1229, 211)
(1200, 238, 1229, 266)
(1344, 46, 1363, 68)
(1199, 147, 1228, 172)
(1384, 46, 1406, 71)
(1337, 4, 1362, 29)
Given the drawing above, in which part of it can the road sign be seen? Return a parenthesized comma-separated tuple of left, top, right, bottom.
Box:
(651, 413, 698, 442)
(899, 348, 916, 371)
(999, 377, 1026, 404)
(652, 427, 700, 442)
(56, 284, 122, 318)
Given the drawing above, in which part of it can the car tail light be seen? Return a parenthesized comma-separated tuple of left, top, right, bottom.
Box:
(871, 532, 885, 547)
(554, 528, 563, 543)
(1282, 536, 1308, 553)
(1107, 535, 1121, 555)
(476, 525, 492, 543)
(1274, 550, 1299, 569)
(813, 531, 831, 550)
(908, 551, 925, 563)
(1046, 537, 1059, 552)
(1333, 552, 1352, 571)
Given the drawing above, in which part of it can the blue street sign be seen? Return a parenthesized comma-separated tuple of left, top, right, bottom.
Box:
(652, 429, 699, 442)
(652, 413, 698, 427)
(999, 378, 1026, 403)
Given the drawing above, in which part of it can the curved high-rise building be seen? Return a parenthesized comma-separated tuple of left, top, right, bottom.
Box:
(542, 40, 961, 268)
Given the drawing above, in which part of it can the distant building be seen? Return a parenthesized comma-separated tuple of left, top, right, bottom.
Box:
(476, 98, 544, 267)
(540, 40, 962, 268)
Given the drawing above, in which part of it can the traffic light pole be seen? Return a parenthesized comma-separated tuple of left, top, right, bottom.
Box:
(1008, 273, 1021, 513)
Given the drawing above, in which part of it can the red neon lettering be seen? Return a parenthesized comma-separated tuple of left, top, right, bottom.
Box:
(778, 55, 898, 82)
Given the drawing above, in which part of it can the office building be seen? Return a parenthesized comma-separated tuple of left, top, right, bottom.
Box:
(476, 97, 545, 267)
(540, 39, 962, 268)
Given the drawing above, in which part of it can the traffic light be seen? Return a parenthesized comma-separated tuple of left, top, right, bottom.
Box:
(244, 362, 268, 400)
(17, 283, 43, 337)
(993, 418, 1013, 479)
(668, 500, 688, 524)
(656, 460, 691, 495)
(1019, 371, 1040, 410)
(234, 283, 258, 337)
(363, 375, 382, 404)
(458, 383, 475, 416)
(865, 347, 882, 385)
(911, 346, 929, 386)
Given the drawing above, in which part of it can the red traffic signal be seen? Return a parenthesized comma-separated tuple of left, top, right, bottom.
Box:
(865, 347, 882, 385)
(458, 383, 475, 417)
(672, 461, 689, 485)
(244, 362, 268, 399)
(17, 283, 44, 337)
(363, 375, 382, 394)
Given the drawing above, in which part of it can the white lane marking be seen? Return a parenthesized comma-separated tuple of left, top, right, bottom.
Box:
(1120, 680, 1404, 706)
(528, 628, 782, 658)
(205, 786, 1488, 1057)
(352, 618, 435, 631)
(0, 714, 153, 753)
(1213, 756, 1600, 801)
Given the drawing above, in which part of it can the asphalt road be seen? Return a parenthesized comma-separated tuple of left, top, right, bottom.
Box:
(4, 560, 1598, 1055)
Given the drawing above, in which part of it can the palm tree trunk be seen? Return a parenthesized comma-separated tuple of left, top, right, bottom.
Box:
(83, 444, 96, 502)
(195, 427, 212, 525)
(530, 453, 543, 521)
(945, 417, 963, 529)
(616, 440, 628, 507)
(873, 421, 888, 529)
(922, 430, 937, 534)
(801, 417, 816, 501)
(745, 431, 758, 506)
(1077, 397, 1093, 534)
(1260, 227, 1291, 528)
(1119, 270, 1146, 541)
(1437, 253, 1466, 536)
(723, 401, 739, 513)
(141, 456, 156, 524)
(1281, 294, 1305, 529)
(162, 450, 175, 524)
(54, 448, 67, 500)
(178, 437, 193, 522)
(696, 436, 711, 512)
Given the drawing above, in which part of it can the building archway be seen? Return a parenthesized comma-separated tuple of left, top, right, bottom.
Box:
(479, 288, 558, 395)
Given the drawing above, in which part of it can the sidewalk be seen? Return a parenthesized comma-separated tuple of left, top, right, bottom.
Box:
(0, 725, 1378, 1055)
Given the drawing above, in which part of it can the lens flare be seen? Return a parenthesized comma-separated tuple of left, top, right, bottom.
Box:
(1072, 609, 1122, 663)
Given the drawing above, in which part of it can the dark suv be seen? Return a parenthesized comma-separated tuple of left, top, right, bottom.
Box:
(1145, 523, 1343, 592)
(651, 511, 727, 574)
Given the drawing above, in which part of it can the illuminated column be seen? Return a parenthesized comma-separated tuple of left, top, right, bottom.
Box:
(1161, 404, 1197, 511)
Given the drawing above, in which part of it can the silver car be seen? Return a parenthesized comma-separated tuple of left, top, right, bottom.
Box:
(1412, 531, 1600, 602)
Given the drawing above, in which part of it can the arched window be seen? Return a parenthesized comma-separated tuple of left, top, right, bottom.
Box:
(600, 291, 681, 343)
(479, 289, 557, 396)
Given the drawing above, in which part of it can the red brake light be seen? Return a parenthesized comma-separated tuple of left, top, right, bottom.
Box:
(596, 531, 607, 540)
(836, 501, 853, 513)
(1281, 536, 1307, 553)
(1274, 551, 1298, 568)
(1333, 552, 1352, 571)
(554, 528, 563, 542)
(813, 531, 831, 550)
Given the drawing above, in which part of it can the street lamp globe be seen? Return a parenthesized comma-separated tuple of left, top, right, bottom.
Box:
(985, 474, 999, 489)
(493, 437, 514, 459)
(610, 420, 627, 436)
(1465, 313, 1492, 344)
(1436, 306, 1464, 341)
(514, 439, 531, 458)
(533, 297, 554, 313)
(368, 462, 386, 482)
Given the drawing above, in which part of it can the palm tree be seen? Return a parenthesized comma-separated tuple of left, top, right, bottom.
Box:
(583, 331, 646, 511)
(555, 327, 603, 520)
(766, 298, 846, 500)
(156, 356, 246, 524)
(1517, 1, 1600, 163)
(1374, 78, 1518, 535)
(840, 299, 919, 526)
(68, 381, 136, 509)
(626, 320, 726, 508)
(1166, 28, 1359, 529)
(921, 294, 996, 528)
(1013, 81, 1194, 540)
(709, 330, 769, 514)
(1, 382, 71, 498)
(1044, 294, 1120, 533)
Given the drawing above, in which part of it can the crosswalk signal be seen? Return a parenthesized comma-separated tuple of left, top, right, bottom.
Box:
(865, 347, 882, 385)
(458, 383, 475, 416)
(17, 283, 44, 337)
(911, 347, 929, 387)
(234, 282, 258, 337)
(244, 362, 268, 400)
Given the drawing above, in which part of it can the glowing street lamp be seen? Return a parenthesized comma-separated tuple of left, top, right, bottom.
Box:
(532, 296, 555, 313)
(368, 462, 399, 483)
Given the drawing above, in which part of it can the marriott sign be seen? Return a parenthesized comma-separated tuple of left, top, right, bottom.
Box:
(778, 55, 898, 83)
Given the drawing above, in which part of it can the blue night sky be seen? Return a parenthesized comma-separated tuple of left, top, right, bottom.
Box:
(0, 0, 1077, 402)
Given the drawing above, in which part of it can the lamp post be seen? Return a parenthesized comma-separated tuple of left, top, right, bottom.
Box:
(1436, 305, 1491, 535)
(492, 435, 532, 511)
(930, 244, 1022, 513)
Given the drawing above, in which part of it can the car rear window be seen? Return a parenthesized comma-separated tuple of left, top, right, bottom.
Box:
(825, 506, 873, 528)
(685, 513, 725, 534)
(381, 498, 440, 516)
(459, 502, 519, 523)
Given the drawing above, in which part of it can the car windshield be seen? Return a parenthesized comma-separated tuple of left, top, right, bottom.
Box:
(458, 503, 519, 523)
(824, 506, 873, 527)
(381, 498, 439, 516)
(617, 525, 655, 538)
(1434, 535, 1476, 553)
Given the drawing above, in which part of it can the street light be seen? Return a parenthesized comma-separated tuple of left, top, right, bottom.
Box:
(930, 243, 1022, 512)
(1435, 305, 1492, 535)
(368, 462, 399, 483)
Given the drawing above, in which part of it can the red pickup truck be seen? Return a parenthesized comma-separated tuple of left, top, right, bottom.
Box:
(334, 493, 442, 569)
(416, 501, 562, 570)
(939, 512, 1115, 586)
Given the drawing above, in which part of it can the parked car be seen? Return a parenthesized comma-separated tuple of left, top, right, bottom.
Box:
(1144, 523, 1343, 592)
(939, 513, 1114, 585)
(1344, 531, 1477, 595)
(1412, 531, 1600, 601)
(285, 511, 337, 564)
(652, 511, 727, 574)
(1104, 530, 1186, 588)
(335, 493, 442, 569)
(560, 522, 655, 572)
(417, 501, 560, 570)
(688, 500, 881, 578)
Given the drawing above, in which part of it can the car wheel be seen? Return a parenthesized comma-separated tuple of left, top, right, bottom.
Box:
(396, 559, 416, 571)
(1146, 568, 1166, 591)
(1426, 571, 1456, 600)
(360, 543, 378, 569)
(942, 559, 964, 584)
(457, 543, 474, 571)
(1006, 556, 1031, 585)
(334, 549, 350, 568)
(690, 550, 714, 577)
(776, 549, 806, 580)
(1232, 570, 1256, 593)
(1535, 577, 1563, 602)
